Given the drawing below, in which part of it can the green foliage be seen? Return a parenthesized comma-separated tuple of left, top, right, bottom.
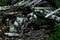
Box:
(45, 23, 60, 40)
(55, 0, 60, 7)
(0, 0, 10, 6)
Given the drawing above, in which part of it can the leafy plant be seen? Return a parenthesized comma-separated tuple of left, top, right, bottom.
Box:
(45, 23, 60, 40)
